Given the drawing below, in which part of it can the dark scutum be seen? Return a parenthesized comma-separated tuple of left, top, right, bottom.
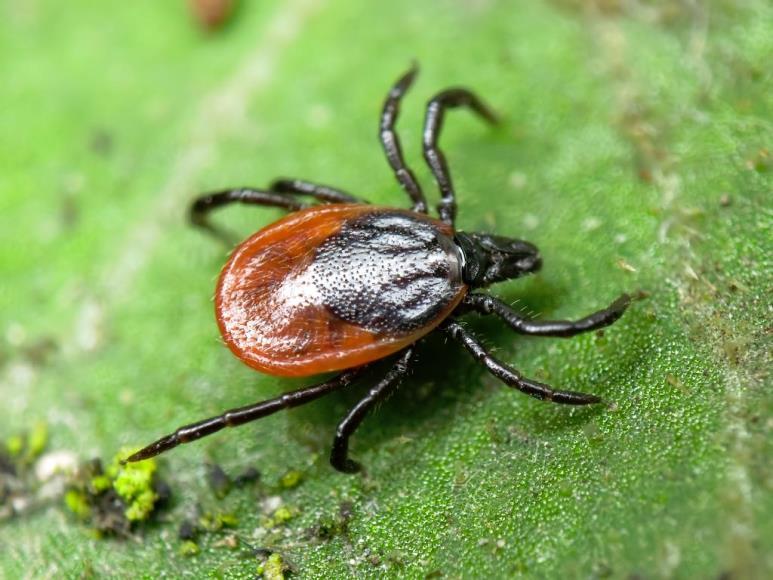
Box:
(311, 211, 464, 335)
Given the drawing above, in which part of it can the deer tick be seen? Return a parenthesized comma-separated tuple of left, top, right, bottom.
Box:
(125, 65, 631, 473)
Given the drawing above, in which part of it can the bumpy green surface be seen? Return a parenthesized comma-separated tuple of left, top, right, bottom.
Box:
(1, 1, 770, 577)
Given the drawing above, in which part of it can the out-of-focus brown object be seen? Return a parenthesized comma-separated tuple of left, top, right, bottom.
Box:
(188, 0, 236, 31)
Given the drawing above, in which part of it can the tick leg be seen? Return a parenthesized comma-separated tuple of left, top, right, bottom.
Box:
(330, 347, 416, 474)
(442, 320, 601, 405)
(190, 187, 310, 242)
(122, 367, 365, 464)
(269, 178, 363, 204)
(460, 293, 631, 338)
(380, 64, 428, 213)
(423, 88, 498, 225)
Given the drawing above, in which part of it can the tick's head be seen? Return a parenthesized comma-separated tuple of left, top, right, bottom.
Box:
(455, 232, 542, 287)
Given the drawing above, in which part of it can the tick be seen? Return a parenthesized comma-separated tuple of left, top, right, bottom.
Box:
(126, 65, 631, 473)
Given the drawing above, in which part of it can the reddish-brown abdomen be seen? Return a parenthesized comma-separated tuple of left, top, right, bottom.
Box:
(215, 204, 467, 377)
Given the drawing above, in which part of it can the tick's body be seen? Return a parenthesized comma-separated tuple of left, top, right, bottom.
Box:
(217, 205, 465, 376)
(127, 65, 632, 473)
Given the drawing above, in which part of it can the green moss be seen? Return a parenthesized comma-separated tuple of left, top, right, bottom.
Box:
(61, 452, 166, 533)
(278, 469, 303, 490)
(89, 475, 111, 493)
(123, 489, 157, 522)
(217, 513, 239, 528)
(5, 436, 23, 458)
(198, 511, 239, 532)
(258, 553, 286, 580)
(272, 506, 293, 525)
(26, 423, 48, 460)
(108, 450, 159, 522)
(3, 423, 48, 468)
(179, 540, 200, 557)
(64, 490, 91, 520)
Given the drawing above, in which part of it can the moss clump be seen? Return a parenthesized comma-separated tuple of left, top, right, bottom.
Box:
(4, 422, 48, 465)
(273, 506, 293, 524)
(5, 435, 24, 458)
(279, 469, 302, 489)
(64, 489, 91, 519)
(108, 451, 159, 522)
(1, 424, 53, 523)
(27, 422, 48, 458)
(90, 474, 111, 493)
(123, 489, 157, 522)
(179, 540, 201, 557)
(63, 449, 169, 534)
(257, 553, 287, 580)
(262, 505, 299, 529)
(198, 511, 239, 532)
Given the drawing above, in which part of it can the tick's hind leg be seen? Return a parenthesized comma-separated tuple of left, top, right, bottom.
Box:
(269, 178, 362, 204)
(423, 88, 498, 225)
(460, 293, 631, 338)
(380, 65, 428, 213)
(123, 367, 366, 464)
(330, 347, 416, 473)
(442, 321, 601, 405)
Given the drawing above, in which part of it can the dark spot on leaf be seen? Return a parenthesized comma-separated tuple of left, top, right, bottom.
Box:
(178, 519, 199, 541)
(234, 466, 260, 487)
(206, 463, 231, 499)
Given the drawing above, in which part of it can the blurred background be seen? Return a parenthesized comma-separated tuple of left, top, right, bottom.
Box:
(1, 1, 770, 577)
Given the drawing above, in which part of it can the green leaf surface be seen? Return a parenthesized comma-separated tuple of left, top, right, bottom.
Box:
(1, 0, 770, 577)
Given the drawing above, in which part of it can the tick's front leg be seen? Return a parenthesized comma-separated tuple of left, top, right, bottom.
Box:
(459, 293, 631, 338)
